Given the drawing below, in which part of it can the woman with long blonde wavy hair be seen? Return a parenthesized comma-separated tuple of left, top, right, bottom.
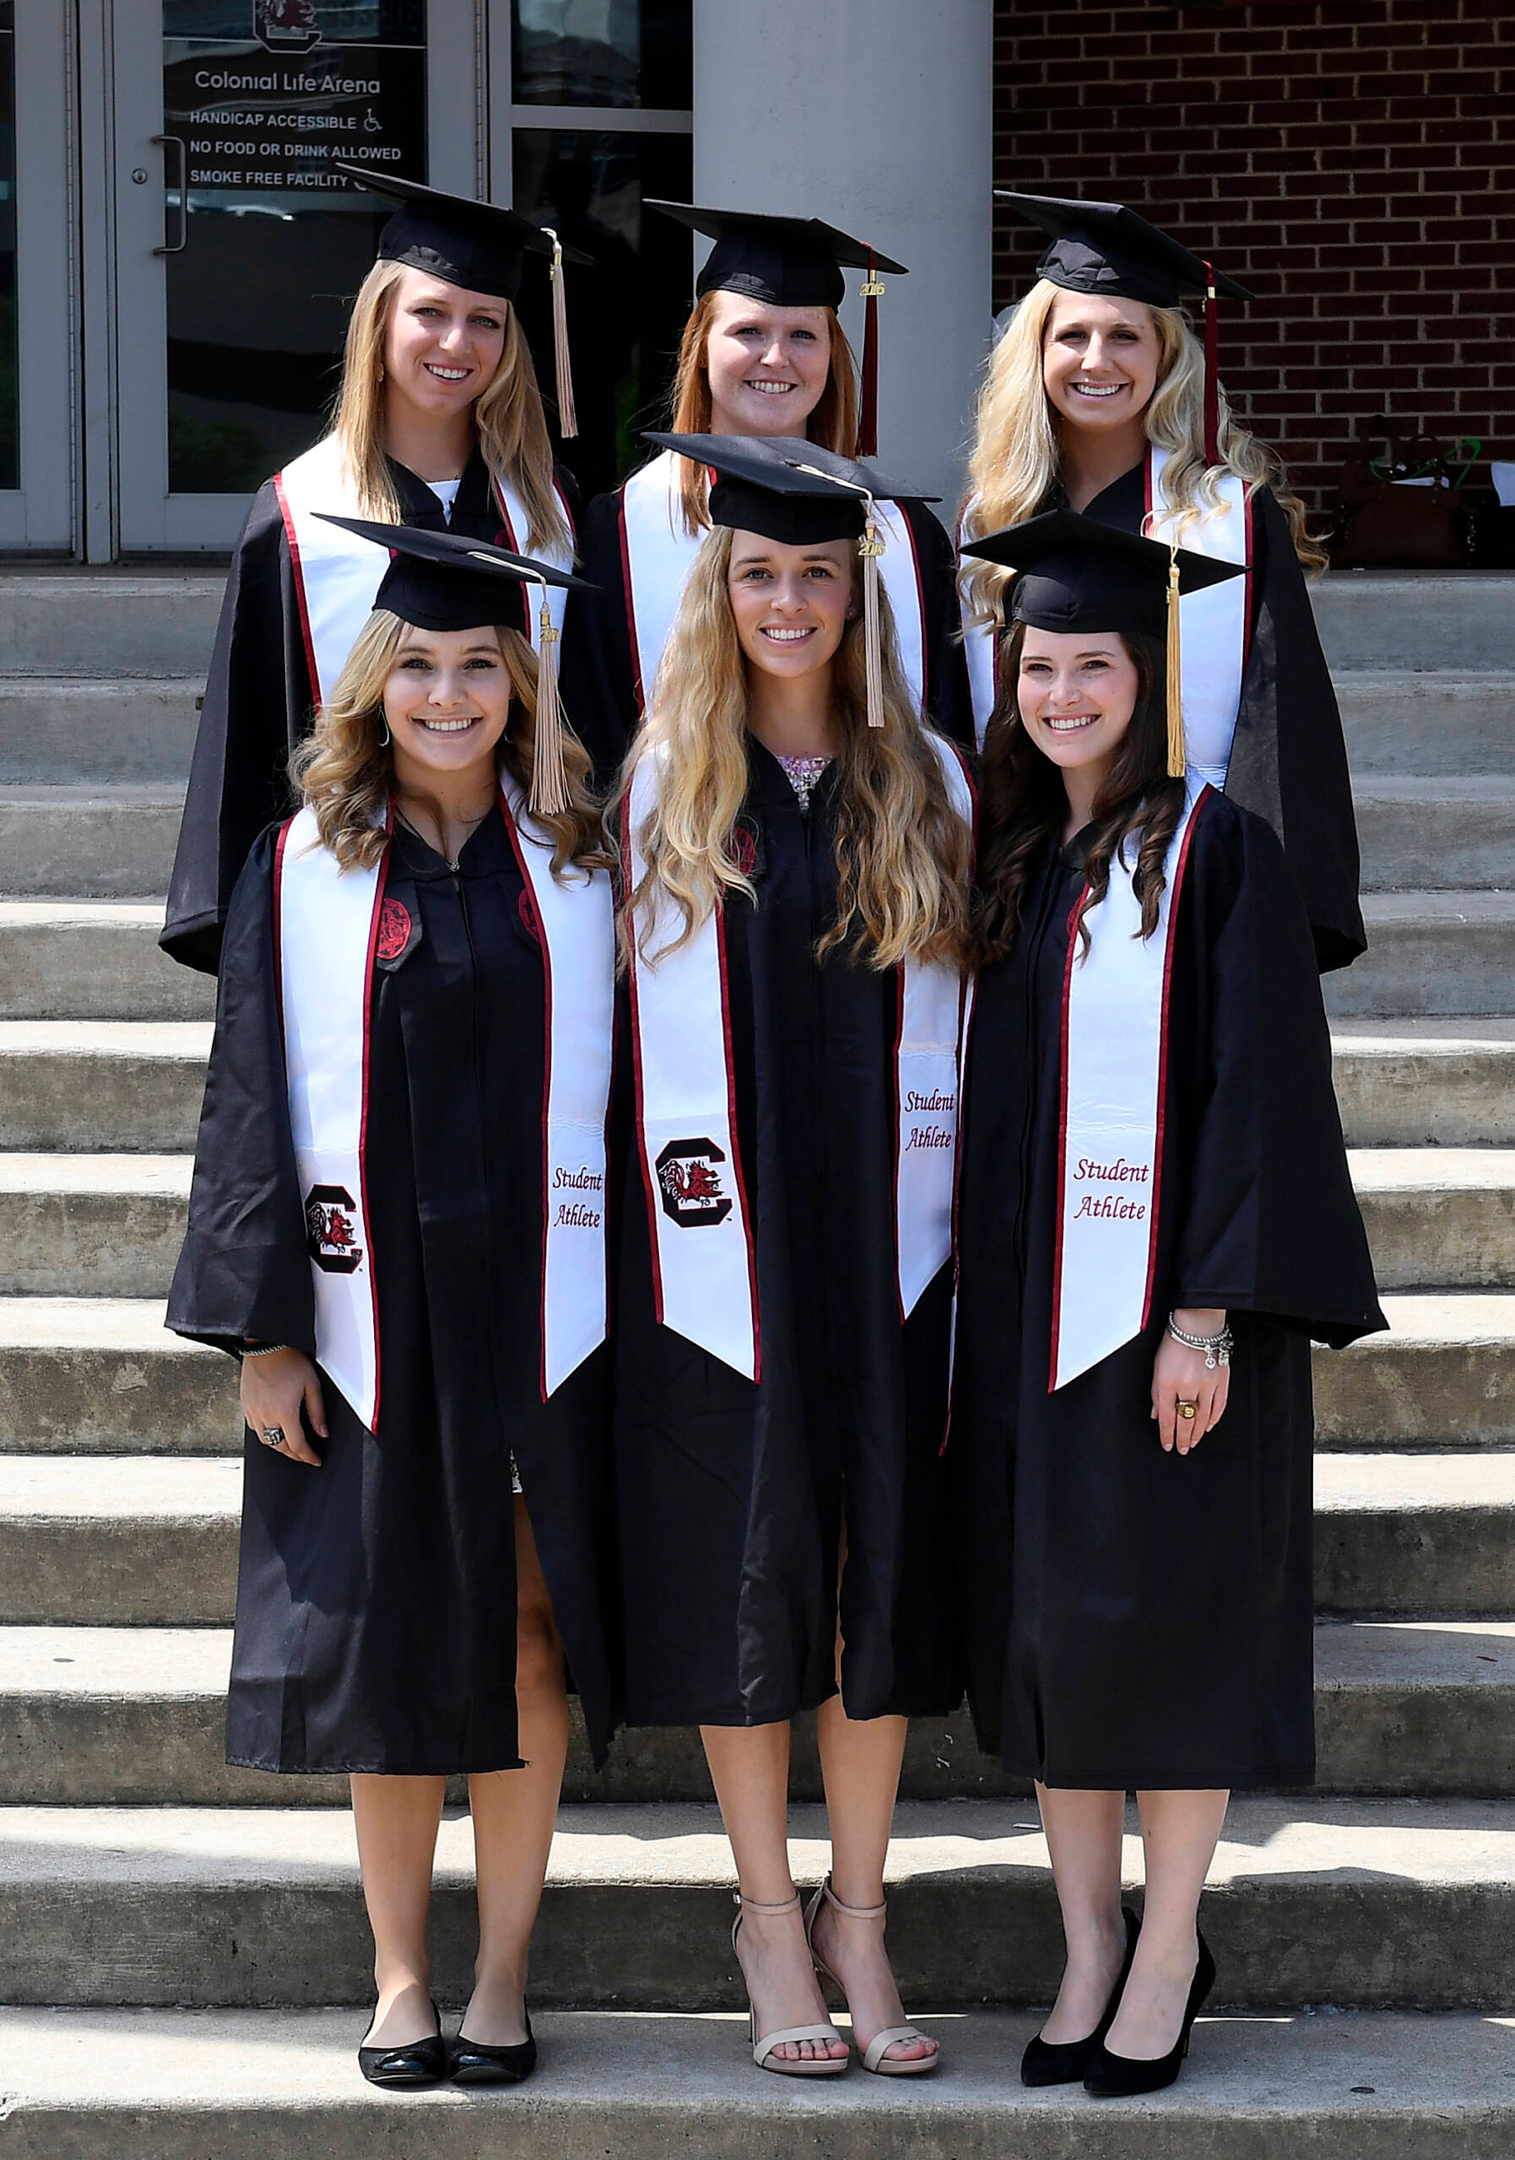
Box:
(612, 435, 972, 2085)
(561, 203, 971, 776)
(169, 529, 618, 2093)
(960, 192, 1364, 973)
(165, 171, 586, 978)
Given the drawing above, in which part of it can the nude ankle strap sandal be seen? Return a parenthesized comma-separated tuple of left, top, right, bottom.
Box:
(804, 1872, 941, 2076)
(731, 1891, 849, 2077)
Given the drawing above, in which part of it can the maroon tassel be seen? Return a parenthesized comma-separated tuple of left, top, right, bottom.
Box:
(1201, 258, 1220, 468)
(856, 248, 886, 459)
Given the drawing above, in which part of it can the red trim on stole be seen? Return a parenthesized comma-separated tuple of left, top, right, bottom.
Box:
(1140, 785, 1212, 1329)
(939, 969, 977, 1458)
(490, 475, 578, 630)
(358, 824, 391, 1431)
(1046, 882, 1093, 1394)
(714, 901, 762, 1384)
(272, 471, 320, 701)
(1142, 450, 1155, 531)
(1240, 488, 1257, 672)
(617, 493, 647, 717)
(620, 812, 667, 1327)
(499, 786, 554, 1402)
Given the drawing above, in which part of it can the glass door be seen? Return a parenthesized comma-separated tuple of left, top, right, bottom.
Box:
(112, 0, 480, 552)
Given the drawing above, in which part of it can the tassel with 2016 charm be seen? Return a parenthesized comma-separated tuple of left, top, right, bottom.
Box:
(544, 228, 578, 442)
(529, 578, 571, 817)
(859, 502, 886, 728)
(1164, 543, 1186, 779)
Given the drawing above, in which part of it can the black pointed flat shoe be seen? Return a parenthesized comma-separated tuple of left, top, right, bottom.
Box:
(357, 1997, 448, 2088)
(1083, 1929, 1216, 2098)
(447, 2016, 537, 2086)
(1020, 1908, 1141, 2088)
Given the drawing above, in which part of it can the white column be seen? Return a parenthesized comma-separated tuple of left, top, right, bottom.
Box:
(692, 0, 993, 508)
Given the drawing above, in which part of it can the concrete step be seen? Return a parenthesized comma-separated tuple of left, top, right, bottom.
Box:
(1, 1620, 1512, 1805)
(0, 786, 185, 896)
(1325, 893, 1515, 1019)
(1353, 778, 1515, 892)
(0, 901, 213, 1021)
(3, 1795, 1515, 2010)
(0, 572, 222, 678)
(0, 1298, 239, 1453)
(1335, 670, 1515, 776)
(0, 1024, 211, 1151)
(1313, 571, 1515, 672)
(4, 2006, 1514, 2157)
(1315, 1293, 1515, 1448)
(1351, 1149, 1515, 1291)
(1331, 1021, 1515, 1148)
(4, 1451, 1509, 1628)
(0, 684, 203, 785)
(0, 1155, 191, 1298)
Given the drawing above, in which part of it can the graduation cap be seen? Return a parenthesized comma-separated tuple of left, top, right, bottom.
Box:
(647, 432, 927, 728)
(999, 191, 1253, 467)
(962, 509, 1246, 779)
(333, 164, 592, 438)
(647, 202, 908, 459)
(313, 514, 596, 817)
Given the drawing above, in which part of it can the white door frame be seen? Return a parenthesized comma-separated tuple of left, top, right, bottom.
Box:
(0, 4, 77, 552)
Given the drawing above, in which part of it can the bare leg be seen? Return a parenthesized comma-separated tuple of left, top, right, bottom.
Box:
(349, 1772, 447, 2045)
(1034, 1782, 1128, 2042)
(1104, 1788, 1229, 2059)
(463, 1497, 571, 2046)
(809, 1693, 937, 2064)
(701, 1721, 848, 2064)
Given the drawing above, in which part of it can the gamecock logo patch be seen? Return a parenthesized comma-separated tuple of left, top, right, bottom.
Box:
(305, 1183, 364, 1274)
(655, 1138, 734, 1228)
(376, 898, 412, 963)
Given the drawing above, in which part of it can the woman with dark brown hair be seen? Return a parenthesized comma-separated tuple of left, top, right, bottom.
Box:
(562, 204, 970, 773)
(948, 512, 1382, 2098)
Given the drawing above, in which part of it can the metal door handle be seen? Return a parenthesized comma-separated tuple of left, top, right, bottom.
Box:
(152, 135, 188, 255)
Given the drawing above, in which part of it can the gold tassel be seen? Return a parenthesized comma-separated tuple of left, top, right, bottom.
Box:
(544, 228, 578, 441)
(530, 584, 571, 817)
(859, 506, 886, 727)
(1165, 546, 1186, 779)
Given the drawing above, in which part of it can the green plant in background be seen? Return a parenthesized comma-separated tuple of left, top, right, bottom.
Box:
(168, 407, 270, 494)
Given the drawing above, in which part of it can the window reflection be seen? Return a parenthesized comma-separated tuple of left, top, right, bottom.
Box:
(511, 1, 692, 111)
(512, 128, 692, 497)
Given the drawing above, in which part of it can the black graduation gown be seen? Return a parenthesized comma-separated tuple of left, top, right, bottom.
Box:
(612, 742, 960, 1728)
(166, 810, 618, 1775)
(161, 451, 582, 976)
(1076, 464, 1365, 975)
(948, 791, 1384, 1790)
(562, 481, 975, 784)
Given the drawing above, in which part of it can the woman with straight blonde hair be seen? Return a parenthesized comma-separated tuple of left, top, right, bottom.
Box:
(562, 203, 971, 774)
(613, 433, 972, 2083)
(960, 193, 1364, 974)
(164, 169, 589, 975)
(168, 527, 618, 2091)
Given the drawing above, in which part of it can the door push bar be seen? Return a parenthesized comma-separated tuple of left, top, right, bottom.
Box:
(152, 135, 188, 255)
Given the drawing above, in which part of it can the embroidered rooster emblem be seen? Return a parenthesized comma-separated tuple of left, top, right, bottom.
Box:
(305, 1184, 365, 1274)
(654, 1139, 734, 1228)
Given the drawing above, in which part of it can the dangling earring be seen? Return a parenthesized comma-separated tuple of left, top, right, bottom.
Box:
(377, 362, 385, 382)
(377, 715, 392, 748)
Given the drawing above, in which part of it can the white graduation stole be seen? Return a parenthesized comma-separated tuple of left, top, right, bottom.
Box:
(625, 734, 972, 1381)
(957, 503, 1000, 752)
(274, 789, 613, 1428)
(619, 449, 930, 719)
(1048, 779, 1211, 1393)
(274, 436, 576, 705)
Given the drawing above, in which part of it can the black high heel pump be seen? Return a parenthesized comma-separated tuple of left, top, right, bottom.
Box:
(1083, 1930, 1216, 2097)
(1020, 1908, 1140, 2088)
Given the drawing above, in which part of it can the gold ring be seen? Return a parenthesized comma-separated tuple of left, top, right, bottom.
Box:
(1176, 1401, 1198, 1420)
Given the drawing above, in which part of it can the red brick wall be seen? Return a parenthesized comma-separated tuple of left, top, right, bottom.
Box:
(993, 0, 1515, 512)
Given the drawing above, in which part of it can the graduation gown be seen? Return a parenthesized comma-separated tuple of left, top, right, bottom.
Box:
(613, 742, 961, 1728)
(948, 791, 1384, 1790)
(161, 449, 581, 976)
(562, 459, 975, 781)
(166, 810, 618, 1775)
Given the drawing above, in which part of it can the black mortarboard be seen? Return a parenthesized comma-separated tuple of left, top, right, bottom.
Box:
(648, 202, 908, 458)
(962, 511, 1246, 775)
(312, 517, 596, 815)
(998, 192, 1252, 308)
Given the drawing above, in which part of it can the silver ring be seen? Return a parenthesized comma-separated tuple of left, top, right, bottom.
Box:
(261, 1427, 286, 1449)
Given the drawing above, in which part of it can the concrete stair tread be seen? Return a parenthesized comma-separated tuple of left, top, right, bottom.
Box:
(7, 1792, 1515, 1889)
(1351, 1148, 1515, 1188)
(1315, 1617, 1515, 1685)
(0, 672, 204, 693)
(1315, 1449, 1515, 1509)
(0, 897, 167, 929)
(1354, 776, 1515, 801)
(0, 781, 187, 804)
(0, 1151, 191, 1195)
(6, 2006, 1515, 2150)
(1351, 1290, 1515, 1346)
(1334, 1016, 1515, 1043)
(0, 1294, 203, 1350)
(0, 1020, 211, 1056)
(1360, 892, 1515, 924)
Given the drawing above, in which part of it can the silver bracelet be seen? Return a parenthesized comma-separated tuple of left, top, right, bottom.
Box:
(1166, 1314, 1233, 1369)
(241, 1343, 289, 1359)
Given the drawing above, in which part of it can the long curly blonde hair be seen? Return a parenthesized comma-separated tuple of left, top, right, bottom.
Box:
(619, 525, 971, 972)
(327, 259, 570, 558)
(960, 277, 1324, 624)
(664, 290, 859, 537)
(291, 610, 609, 877)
